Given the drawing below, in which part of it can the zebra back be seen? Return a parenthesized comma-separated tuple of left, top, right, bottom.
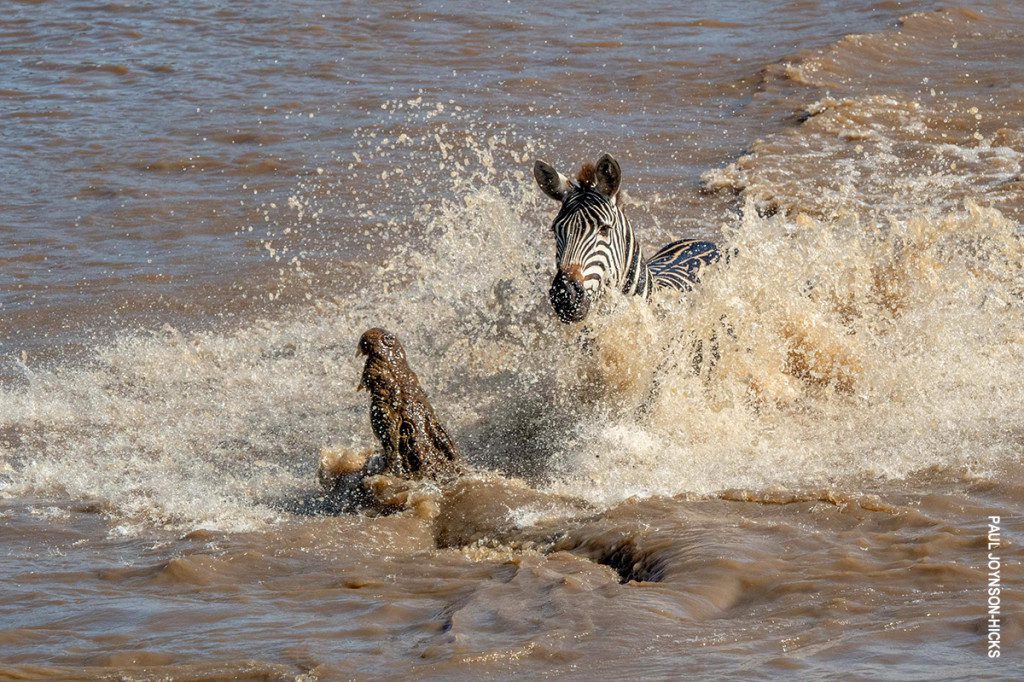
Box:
(646, 239, 721, 291)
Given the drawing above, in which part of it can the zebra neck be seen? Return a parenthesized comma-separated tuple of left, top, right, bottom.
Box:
(616, 215, 654, 299)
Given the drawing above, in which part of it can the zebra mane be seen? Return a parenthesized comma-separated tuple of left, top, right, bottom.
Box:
(575, 163, 597, 187)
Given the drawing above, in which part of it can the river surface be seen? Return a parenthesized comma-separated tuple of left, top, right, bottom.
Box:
(2, 1, 1023, 679)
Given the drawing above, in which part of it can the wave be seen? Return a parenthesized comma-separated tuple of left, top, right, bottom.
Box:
(3, 183, 1020, 534)
(3, 9, 1023, 533)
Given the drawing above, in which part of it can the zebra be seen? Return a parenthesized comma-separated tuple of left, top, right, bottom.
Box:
(533, 153, 721, 324)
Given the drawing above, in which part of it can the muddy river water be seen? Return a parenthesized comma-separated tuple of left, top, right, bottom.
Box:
(2, 1, 1022, 679)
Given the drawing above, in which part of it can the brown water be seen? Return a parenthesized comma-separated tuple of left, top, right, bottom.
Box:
(2, 2, 1023, 679)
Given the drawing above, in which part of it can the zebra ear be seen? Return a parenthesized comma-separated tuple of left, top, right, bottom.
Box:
(595, 154, 621, 199)
(534, 160, 569, 202)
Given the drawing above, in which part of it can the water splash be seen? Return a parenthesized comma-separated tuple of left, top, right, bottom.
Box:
(2, 101, 1022, 533)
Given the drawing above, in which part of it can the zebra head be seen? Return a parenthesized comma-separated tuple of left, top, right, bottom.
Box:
(533, 153, 636, 323)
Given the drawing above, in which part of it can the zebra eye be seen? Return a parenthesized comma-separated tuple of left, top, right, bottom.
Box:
(598, 223, 612, 237)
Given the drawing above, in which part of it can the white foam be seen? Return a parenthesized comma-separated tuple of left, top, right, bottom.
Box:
(2, 102, 1022, 533)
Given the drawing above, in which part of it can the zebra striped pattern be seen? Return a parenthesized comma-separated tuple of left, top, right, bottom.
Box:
(536, 154, 720, 314)
(646, 239, 721, 291)
(551, 185, 655, 299)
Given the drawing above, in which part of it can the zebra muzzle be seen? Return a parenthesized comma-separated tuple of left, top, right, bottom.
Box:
(549, 267, 591, 324)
